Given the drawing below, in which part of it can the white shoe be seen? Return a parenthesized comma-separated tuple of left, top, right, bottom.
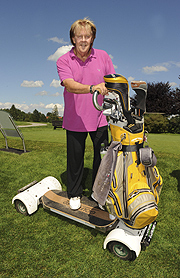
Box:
(91, 193, 97, 202)
(109, 214, 116, 220)
(91, 193, 105, 210)
(69, 197, 81, 210)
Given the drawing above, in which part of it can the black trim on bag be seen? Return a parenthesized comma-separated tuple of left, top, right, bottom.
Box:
(122, 143, 143, 152)
(108, 190, 122, 216)
(127, 188, 152, 201)
(112, 175, 116, 189)
(123, 154, 128, 218)
(131, 202, 158, 223)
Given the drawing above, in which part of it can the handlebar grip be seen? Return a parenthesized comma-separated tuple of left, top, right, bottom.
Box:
(92, 90, 103, 111)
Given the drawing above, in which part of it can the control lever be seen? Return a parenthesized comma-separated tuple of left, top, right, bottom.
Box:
(92, 90, 103, 111)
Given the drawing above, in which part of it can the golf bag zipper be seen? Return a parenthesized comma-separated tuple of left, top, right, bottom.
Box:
(128, 188, 153, 201)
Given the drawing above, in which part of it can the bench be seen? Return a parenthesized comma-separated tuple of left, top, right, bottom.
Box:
(52, 120, 63, 129)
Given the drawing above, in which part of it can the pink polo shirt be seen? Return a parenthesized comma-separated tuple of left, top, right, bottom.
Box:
(56, 47, 115, 132)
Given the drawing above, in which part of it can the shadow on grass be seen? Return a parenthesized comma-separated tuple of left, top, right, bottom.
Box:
(0, 147, 30, 154)
(60, 167, 93, 197)
(170, 169, 180, 192)
(44, 206, 100, 237)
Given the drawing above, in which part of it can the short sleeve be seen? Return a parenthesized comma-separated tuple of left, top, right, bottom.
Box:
(56, 53, 74, 86)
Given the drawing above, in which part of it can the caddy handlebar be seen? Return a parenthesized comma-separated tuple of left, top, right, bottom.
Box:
(92, 90, 103, 111)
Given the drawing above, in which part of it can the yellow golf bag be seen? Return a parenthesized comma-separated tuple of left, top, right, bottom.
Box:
(93, 74, 163, 229)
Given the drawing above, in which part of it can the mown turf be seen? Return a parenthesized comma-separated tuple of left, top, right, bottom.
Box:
(0, 127, 179, 278)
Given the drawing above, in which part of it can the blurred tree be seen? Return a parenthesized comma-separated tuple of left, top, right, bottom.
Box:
(32, 109, 41, 122)
(52, 105, 59, 117)
(131, 82, 179, 115)
(171, 87, 180, 114)
(9, 105, 26, 121)
(1, 105, 47, 122)
(168, 115, 180, 133)
(146, 82, 173, 114)
(47, 105, 59, 122)
(39, 113, 47, 122)
(144, 114, 168, 133)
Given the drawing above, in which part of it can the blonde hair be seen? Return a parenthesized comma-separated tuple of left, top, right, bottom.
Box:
(70, 18, 96, 46)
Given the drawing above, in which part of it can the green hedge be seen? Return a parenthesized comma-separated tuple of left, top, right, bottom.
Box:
(144, 114, 180, 134)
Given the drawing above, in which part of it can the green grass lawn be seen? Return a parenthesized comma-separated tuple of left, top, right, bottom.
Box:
(0, 125, 180, 278)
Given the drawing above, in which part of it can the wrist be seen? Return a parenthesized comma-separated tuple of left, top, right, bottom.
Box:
(90, 85, 94, 94)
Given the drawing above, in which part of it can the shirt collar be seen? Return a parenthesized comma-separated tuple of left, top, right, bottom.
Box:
(70, 47, 96, 59)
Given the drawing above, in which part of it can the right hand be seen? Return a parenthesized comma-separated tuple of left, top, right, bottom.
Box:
(92, 83, 109, 96)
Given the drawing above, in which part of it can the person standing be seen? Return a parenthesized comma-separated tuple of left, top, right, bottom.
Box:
(57, 18, 115, 210)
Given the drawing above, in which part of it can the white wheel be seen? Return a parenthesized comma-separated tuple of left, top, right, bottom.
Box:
(108, 241, 136, 261)
(15, 200, 28, 216)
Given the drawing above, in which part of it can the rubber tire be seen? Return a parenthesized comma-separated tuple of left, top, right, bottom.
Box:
(15, 200, 28, 216)
(108, 241, 136, 261)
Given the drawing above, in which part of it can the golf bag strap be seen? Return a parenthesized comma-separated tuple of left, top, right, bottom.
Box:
(122, 143, 143, 152)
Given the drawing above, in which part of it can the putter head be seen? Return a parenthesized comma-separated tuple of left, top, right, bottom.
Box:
(131, 81, 147, 92)
(131, 80, 147, 118)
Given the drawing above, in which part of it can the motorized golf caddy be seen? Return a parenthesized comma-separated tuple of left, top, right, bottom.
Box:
(12, 74, 162, 261)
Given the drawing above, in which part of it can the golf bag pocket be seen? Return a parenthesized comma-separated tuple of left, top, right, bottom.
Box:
(126, 182, 159, 229)
(106, 179, 159, 229)
(104, 152, 162, 229)
(139, 146, 157, 167)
